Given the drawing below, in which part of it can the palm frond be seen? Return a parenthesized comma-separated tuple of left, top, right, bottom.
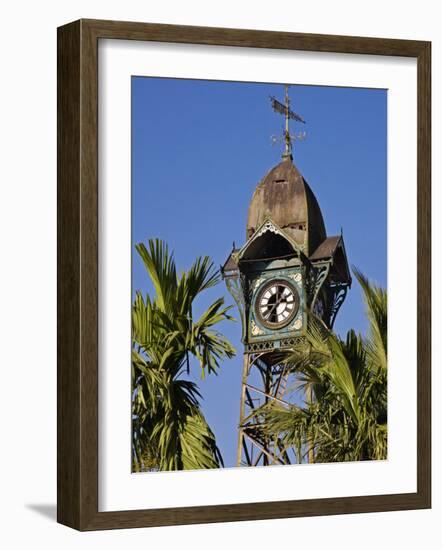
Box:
(353, 267, 387, 371)
(132, 239, 235, 471)
(261, 270, 387, 463)
(135, 240, 177, 312)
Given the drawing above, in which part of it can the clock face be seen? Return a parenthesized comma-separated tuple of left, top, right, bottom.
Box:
(255, 279, 299, 329)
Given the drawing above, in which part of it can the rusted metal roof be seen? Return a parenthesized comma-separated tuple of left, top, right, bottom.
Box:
(310, 235, 352, 284)
(309, 236, 341, 261)
(246, 158, 326, 256)
(222, 249, 239, 273)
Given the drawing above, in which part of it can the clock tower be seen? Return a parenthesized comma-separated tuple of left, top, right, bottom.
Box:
(222, 86, 351, 466)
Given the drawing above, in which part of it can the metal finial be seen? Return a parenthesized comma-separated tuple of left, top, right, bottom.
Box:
(270, 85, 306, 160)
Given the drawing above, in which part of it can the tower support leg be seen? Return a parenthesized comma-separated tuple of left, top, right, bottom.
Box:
(236, 354, 250, 466)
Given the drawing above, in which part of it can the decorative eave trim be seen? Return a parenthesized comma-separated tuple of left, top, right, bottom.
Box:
(310, 234, 352, 285)
(237, 217, 305, 261)
(336, 235, 352, 285)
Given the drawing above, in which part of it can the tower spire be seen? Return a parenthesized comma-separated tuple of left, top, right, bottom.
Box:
(270, 84, 306, 160)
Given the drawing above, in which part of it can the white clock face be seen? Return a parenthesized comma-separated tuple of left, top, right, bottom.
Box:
(255, 279, 299, 329)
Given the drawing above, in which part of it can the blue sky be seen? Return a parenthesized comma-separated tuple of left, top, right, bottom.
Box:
(131, 77, 387, 468)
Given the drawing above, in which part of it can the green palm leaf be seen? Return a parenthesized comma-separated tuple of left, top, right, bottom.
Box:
(261, 267, 387, 464)
(132, 238, 236, 471)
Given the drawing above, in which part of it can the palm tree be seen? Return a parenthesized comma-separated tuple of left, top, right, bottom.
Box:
(261, 268, 387, 463)
(132, 239, 236, 471)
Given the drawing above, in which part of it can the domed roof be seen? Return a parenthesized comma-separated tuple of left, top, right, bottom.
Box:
(246, 158, 326, 256)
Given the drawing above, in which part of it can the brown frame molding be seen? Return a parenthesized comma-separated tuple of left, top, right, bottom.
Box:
(57, 19, 431, 531)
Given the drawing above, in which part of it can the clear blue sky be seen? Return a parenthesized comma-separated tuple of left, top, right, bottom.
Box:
(131, 77, 387, 468)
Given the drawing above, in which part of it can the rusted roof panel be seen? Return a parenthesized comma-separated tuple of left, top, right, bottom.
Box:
(246, 158, 326, 255)
(310, 235, 352, 285)
(309, 236, 341, 261)
(222, 250, 240, 273)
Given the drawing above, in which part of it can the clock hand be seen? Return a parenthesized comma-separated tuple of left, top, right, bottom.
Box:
(264, 296, 282, 319)
(276, 288, 288, 305)
(264, 291, 285, 320)
(264, 301, 278, 319)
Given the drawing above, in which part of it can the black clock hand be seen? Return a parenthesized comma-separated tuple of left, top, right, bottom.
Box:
(264, 296, 280, 319)
(264, 290, 284, 319)
(264, 301, 278, 319)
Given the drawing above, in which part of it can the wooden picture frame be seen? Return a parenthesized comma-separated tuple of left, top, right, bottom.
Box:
(57, 18, 431, 531)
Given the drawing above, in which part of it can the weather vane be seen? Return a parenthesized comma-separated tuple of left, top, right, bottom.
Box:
(270, 84, 306, 159)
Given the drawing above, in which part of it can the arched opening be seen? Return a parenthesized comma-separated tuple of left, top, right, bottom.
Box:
(240, 232, 297, 262)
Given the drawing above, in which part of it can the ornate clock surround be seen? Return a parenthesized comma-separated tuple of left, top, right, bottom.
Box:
(254, 278, 300, 329)
(248, 265, 306, 343)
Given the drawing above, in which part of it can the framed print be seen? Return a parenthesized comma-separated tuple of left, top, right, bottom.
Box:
(57, 19, 431, 530)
